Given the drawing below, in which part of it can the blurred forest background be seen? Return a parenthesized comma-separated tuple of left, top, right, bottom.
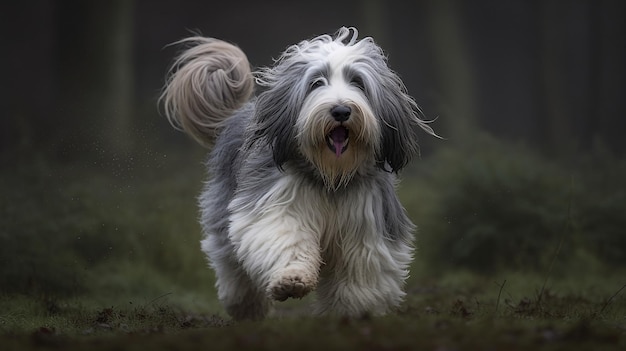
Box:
(1, 0, 625, 312)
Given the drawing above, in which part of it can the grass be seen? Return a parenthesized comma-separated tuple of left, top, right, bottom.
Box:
(0, 270, 624, 350)
(1, 136, 625, 350)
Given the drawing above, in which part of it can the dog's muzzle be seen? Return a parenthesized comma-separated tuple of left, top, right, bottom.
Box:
(326, 105, 352, 158)
(331, 105, 351, 122)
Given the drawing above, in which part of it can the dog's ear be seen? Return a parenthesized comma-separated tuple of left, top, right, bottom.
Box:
(362, 53, 440, 172)
(253, 65, 307, 169)
(370, 74, 425, 173)
(377, 99, 422, 173)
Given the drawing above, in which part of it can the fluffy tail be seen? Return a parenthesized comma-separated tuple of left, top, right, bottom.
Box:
(160, 37, 254, 147)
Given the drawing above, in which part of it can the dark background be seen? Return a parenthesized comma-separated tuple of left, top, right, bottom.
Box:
(0, 4, 626, 336)
(3, 0, 625, 161)
(1, 1, 626, 300)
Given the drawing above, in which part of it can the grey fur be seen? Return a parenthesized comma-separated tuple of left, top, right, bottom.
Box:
(160, 37, 254, 147)
(162, 27, 436, 320)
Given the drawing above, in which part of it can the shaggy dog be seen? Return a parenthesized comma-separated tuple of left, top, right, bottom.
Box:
(161, 27, 436, 320)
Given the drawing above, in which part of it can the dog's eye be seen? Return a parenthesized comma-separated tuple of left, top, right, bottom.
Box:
(350, 76, 365, 91)
(310, 78, 326, 91)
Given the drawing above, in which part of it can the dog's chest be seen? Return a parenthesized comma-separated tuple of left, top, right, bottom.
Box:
(229, 172, 383, 248)
(287, 179, 382, 245)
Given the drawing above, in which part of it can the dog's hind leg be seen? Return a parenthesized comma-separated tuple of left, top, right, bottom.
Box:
(201, 235, 270, 320)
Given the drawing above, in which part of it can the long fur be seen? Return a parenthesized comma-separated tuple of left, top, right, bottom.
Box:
(161, 27, 437, 320)
(160, 37, 254, 146)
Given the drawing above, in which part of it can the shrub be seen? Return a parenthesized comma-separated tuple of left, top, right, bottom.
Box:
(574, 144, 626, 265)
(401, 133, 617, 272)
(0, 154, 210, 297)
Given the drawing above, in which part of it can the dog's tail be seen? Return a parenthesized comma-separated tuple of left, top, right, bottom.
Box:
(160, 37, 254, 147)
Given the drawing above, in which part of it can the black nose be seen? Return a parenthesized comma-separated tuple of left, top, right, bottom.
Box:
(331, 105, 351, 122)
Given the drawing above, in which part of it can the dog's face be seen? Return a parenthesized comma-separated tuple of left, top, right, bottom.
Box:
(253, 27, 434, 189)
(294, 41, 382, 188)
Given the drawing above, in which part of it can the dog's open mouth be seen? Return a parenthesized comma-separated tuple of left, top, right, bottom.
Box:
(326, 126, 349, 158)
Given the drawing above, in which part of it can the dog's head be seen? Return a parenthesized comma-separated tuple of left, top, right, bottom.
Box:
(252, 27, 436, 189)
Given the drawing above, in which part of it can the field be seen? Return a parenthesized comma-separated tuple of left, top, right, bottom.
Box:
(1, 136, 625, 350)
(1, 271, 624, 350)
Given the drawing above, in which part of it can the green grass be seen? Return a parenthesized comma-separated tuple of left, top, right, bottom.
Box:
(0, 270, 624, 350)
(1, 136, 625, 350)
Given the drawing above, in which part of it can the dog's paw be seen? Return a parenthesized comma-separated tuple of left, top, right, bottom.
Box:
(268, 270, 316, 301)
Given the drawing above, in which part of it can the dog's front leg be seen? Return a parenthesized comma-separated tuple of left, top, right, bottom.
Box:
(228, 197, 322, 302)
(314, 187, 414, 317)
(315, 235, 411, 317)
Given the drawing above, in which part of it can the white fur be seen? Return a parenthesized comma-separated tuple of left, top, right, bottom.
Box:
(201, 172, 412, 316)
(162, 27, 437, 320)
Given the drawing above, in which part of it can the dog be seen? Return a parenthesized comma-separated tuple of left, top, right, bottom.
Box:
(161, 27, 437, 320)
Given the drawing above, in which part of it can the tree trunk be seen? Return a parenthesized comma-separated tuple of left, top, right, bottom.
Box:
(425, 0, 476, 141)
(57, 0, 134, 160)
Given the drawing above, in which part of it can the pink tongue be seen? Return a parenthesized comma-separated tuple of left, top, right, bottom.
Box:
(330, 127, 348, 158)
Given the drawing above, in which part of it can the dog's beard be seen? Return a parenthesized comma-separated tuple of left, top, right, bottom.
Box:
(297, 99, 380, 190)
